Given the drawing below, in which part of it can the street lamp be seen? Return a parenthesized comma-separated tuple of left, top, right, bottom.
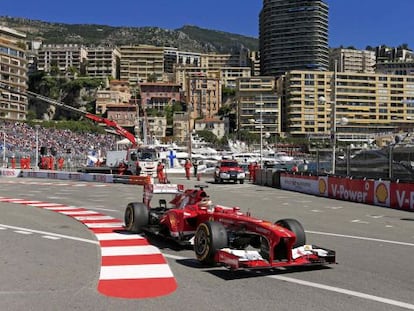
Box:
(187, 104, 193, 161)
(1, 130, 5, 168)
(248, 99, 265, 167)
(35, 124, 40, 170)
(319, 60, 338, 174)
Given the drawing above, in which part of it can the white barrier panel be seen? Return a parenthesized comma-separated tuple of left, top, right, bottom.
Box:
(0, 168, 21, 177)
(21, 170, 114, 183)
(280, 173, 328, 197)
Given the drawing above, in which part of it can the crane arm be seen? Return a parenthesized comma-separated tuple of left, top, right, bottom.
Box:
(0, 82, 137, 146)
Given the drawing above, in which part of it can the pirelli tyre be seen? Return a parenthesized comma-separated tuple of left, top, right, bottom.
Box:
(275, 218, 306, 248)
(124, 202, 149, 233)
(194, 221, 228, 266)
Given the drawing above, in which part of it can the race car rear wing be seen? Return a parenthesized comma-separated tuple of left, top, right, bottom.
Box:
(143, 183, 184, 207)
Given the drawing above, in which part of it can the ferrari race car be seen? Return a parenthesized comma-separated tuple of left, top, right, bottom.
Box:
(124, 183, 336, 270)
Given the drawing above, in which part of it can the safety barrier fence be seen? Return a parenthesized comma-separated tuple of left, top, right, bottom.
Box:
(254, 169, 414, 212)
(0, 168, 152, 186)
(2, 167, 412, 212)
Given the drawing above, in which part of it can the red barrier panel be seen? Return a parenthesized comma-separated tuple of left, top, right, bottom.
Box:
(328, 177, 374, 205)
(128, 175, 152, 185)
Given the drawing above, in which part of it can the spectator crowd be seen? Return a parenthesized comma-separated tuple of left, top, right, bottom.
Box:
(0, 121, 124, 169)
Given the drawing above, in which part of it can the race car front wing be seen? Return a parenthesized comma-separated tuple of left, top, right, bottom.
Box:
(216, 245, 336, 270)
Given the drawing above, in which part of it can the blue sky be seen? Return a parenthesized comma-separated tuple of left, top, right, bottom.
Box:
(1, 0, 413, 49)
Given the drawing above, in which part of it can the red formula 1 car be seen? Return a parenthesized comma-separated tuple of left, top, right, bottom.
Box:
(124, 184, 336, 270)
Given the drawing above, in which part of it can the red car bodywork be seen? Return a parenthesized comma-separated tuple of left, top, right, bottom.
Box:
(125, 184, 336, 270)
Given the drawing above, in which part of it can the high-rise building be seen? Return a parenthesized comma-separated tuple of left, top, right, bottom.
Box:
(279, 70, 414, 138)
(259, 0, 329, 77)
(330, 48, 376, 73)
(0, 26, 28, 121)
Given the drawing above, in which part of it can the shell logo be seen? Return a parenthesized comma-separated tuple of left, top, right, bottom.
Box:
(318, 178, 327, 195)
(375, 182, 388, 203)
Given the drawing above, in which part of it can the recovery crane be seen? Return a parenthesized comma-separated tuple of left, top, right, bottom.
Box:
(0, 82, 159, 176)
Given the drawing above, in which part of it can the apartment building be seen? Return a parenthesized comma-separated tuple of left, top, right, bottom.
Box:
(95, 80, 131, 115)
(194, 117, 226, 139)
(175, 65, 251, 90)
(146, 116, 167, 141)
(86, 46, 121, 79)
(37, 44, 87, 75)
(376, 62, 414, 76)
(0, 26, 28, 121)
(259, 0, 329, 77)
(164, 47, 200, 73)
(249, 51, 261, 77)
(119, 45, 164, 84)
(376, 45, 414, 63)
(236, 77, 280, 136)
(330, 48, 376, 73)
(280, 70, 414, 138)
(200, 51, 250, 69)
(185, 75, 222, 127)
(172, 111, 190, 143)
(139, 82, 181, 111)
(106, 103, 137, 128)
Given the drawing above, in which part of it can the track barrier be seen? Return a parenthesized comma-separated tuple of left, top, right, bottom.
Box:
(4, 167, 413, 212)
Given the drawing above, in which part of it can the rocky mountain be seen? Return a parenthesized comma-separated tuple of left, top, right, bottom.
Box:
(0, 16, 259, 53)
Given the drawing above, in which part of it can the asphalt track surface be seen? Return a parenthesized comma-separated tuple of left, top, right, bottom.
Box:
(1, 175, 413, 311)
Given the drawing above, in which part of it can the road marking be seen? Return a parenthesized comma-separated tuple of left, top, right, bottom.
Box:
(0, 180, 110, 187)
(0, 196, 177, 299)
(164, 252, 414, 310)
(307, 230, 414, 247)
(2, 221, 413, 308)
(351, 219, 369, 224)
(267, 275, 414, 310)
(42, 235, 61, 240)
(0, 224, 99, 244)
(14, 230, 33, 235)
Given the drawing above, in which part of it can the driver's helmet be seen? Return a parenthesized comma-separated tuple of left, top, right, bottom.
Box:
(198, 196, 212, 209)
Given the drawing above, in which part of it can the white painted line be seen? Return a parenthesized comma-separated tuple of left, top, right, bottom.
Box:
(28, 203, 65, 207)
(59, 210, 99, 215)
(2, 221, 412, 309)
(101, 245, 160, 256)
(100, 264, 174, 280)
(42, 206, 80, 210)
(351, 219, 369, 224)
(307, 230, 414, 247)
(0, 224, 98, 244)
(42, 236, 61, 240)
(14, 231, 33, 235)
(73, 215, 115, 221)
(162, 253, 414, 310)
(84, 222, 124, 228)
(267, 275, 414, 310)
(95, 233, 144, 241)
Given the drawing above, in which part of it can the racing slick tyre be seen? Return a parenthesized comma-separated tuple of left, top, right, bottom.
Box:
(194, 221, 228, 266)
(124, 202, 149, 233)
(275, 218, 306, 248)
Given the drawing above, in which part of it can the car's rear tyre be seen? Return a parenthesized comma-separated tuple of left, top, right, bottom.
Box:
(275, 218, 306, 248)
(124, 202, 149, 233)
(239, 179, 244, 184)
(194, 221, 228, 266)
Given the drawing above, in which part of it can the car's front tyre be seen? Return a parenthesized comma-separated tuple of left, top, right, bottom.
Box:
(275, 218, 306, 248)
(194, 221, 228, 266)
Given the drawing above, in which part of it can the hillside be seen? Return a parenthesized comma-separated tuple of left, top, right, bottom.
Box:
(0, 16, 259, 53)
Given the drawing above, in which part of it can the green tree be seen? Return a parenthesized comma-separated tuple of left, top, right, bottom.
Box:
(196, 130, 219, 145)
